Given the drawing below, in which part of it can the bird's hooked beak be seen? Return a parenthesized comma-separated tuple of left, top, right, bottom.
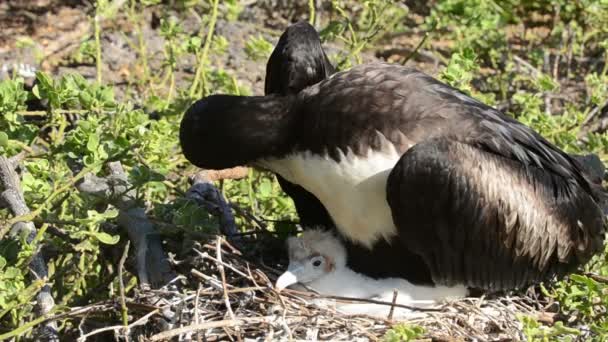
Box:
(275, 266, 303, 291)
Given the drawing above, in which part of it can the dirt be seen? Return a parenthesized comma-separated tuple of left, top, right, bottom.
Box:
(0, 1, 443, 101)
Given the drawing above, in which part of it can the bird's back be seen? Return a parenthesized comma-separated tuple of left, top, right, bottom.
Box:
(291, 62, 597, 199)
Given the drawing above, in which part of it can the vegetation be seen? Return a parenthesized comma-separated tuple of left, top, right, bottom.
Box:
(0, 0, 607, 340)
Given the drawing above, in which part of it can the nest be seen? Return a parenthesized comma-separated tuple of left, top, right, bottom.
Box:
(65, 234, 567, 342)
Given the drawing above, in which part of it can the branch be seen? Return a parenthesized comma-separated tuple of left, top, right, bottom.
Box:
(148, 316, 306, 341)
(584, 272, 608, 284)
(118, 240, 130, 338)
(0, 155, 59, 341)
(579, 99, 608, 137)
(76, 161, 175, 288)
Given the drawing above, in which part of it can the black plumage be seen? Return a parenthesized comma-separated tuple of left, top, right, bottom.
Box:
(263, 22, 434, 285)
(264, 21, 432, 285)
(180, 60, 607, 291)
(265, 21, 335, 96)
(263, 21, 335, 229)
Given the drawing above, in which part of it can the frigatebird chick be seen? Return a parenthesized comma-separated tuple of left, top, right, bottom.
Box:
(275, 229, 467, 318)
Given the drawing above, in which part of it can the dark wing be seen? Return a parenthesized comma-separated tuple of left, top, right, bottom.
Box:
(265, 21, 335, 228)
(386, 65, 607, 290)
(386, 138, 606, 291)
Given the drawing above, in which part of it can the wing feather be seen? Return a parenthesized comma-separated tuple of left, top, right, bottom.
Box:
(386, 138, 606, 291)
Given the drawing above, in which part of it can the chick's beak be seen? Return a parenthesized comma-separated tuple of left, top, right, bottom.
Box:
(275, 269, 299, 291)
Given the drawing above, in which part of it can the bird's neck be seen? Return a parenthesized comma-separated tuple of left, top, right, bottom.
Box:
(226, 95, 300, 166)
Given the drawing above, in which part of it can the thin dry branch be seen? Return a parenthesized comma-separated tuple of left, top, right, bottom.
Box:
(118, 240, 131, 340)
(76, 161, 175, 288)
(0, 155, 59, 342)
(148, 316, 307, 341)
(76, 308, 160, 342)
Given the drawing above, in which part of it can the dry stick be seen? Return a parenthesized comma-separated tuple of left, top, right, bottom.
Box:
(77, 310, 91, 339)
(148, 316, 305, 342)
(76, 308, 160, 342)
(118, 240, 131, 341)
(194, 248, 251, 279)
(0, 301, 127, 340)
(0, 156, 59, 342)
(387, 289, 398, 321)
(401, 32, 429, 66)
(1, 164, 92, 238)
(191, 270, 265, 294)
(191, 269, 225, 290)
(581, 98, 608, 127)
(77, 161, 175, 288)
(350, 322, 379, 342)
(189, 0, 219, 97)
(230, 202, 271, 232)
(194, 284, 203, 342)
(584, 272, 608, 284)
(15, 109, 93, 116)
(216, 237, 242, 342)
(513, 55, 541, 76)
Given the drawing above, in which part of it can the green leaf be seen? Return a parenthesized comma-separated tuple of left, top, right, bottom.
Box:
(258, 179, 272, 197)
(90, 231, 120, 245)
(537, 74, 559, 92)
(0, 132, 8, 147)
(86, 133, 99, 152)
(31, 84, 40, 99)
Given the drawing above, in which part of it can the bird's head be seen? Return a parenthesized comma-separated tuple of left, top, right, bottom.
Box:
(265, 21, 335, 96)
(179, 94, 295, 170)
(275, 229, 347, 291)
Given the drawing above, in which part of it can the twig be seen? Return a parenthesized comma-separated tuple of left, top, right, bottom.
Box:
(2, 164, 93, 236)
(194, 248, 251, 279)
(216, 238, 236, 321)
(0, 155, 58, 341)
(194, 284, 203, 342)
(76, 308, 160, 342)
(148, 316, 305, 341)
(0, 301, 130, 340)
(513, 55, 541, 76)
(15, 109, 93, 116)
(191, 269, 224, 290)
(308, 0, 315, 26)
(44, 224, 80, 245)
(216, 237, 242, 341)
(351, 322, 379, 341)
(76, 161, 175, 288)
(581, 99, 608, 127)
(230, 203, 270, 232)
(584, 272, 608, 284)
(387, 289, 398, 321)
(189, 0, 220, 97)
(401, 32, 429, 66)
(118, 240, 131, 340)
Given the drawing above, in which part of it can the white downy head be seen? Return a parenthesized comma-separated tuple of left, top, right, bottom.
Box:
(275, 229, 346, 291)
